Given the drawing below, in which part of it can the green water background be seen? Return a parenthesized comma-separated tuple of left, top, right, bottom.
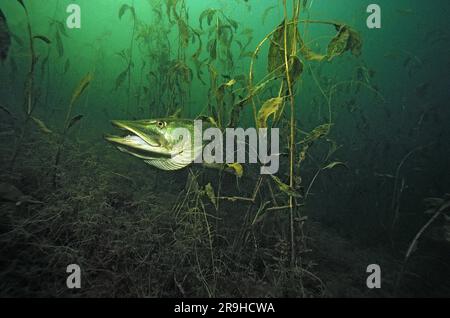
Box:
(1, 0, 449, 242)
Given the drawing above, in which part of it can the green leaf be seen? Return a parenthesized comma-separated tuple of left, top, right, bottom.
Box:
(327, 24, 362, 61)
(288, 55, 303, 82)
(114, 68, 128, 91)
(257, 97, 283, 129)
(228, 79, 271, 128)
(205, 183, 217, 209)
(224, 16, 238, 31)
(53, 20, 68, 37)
(322, 161, 348, 170)
(31, 116, 52, 134)
(33, 35, 51, 44)
(16, 0, 27, 11)
(55, 30, 64, 57)
(300, 39, 326, 62)
(300, 123, 333, 145)
(67, 114, 83, 130)
(268, 20, 297, 76)
(262, 6, 276, 25)
(164, 0, 179, 23)
(226, 163, 243, 178)
(216, 78, 236, 106)
(178, 18, 190, 48)
(71, 73, 92, 105)
(208, 38, 217, 60)
(270, 175, 302, 198)
(199, 9, 217, 30)
(63, 58, 70, 74)
(119, 4, 136, 20)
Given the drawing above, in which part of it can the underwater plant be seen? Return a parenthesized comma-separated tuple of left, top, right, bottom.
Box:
(115, 2, 137, 116)
(109, 0, 364, 271)
(3, 0, 448, 299)
(395, 194, 450, 292)
(104, 2, 366, 296)
(8, 0, 52, 168)
(52, 73, 92, 186)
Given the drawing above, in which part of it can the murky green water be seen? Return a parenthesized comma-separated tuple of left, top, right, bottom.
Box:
(0, 0, 449, 297)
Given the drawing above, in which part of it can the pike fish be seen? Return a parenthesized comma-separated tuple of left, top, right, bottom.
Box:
(105, 118, 204, 171)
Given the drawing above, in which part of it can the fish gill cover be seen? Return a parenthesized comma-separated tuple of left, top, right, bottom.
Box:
(0, 0, 449, 298)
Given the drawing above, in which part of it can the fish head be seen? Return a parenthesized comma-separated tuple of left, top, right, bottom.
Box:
(105, 118, 199, 170)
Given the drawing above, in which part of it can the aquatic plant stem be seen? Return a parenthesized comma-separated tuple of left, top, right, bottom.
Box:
(127, 0, 137, 118)
(395, 200, 450, 293)
(390, 146, 424, 238)
(283, 0, 297, 268)
(9, 1, 37, 168)
(406, 202, 450, 261)
(53, 73, 92, 187)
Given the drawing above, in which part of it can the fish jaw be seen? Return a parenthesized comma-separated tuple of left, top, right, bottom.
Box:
(105, 118, 202, 171)
(110, 120, 161, 147)
(105, 120, 173, 159)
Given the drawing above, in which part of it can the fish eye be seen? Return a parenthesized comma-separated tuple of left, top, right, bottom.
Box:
(157, 121, 166, 128)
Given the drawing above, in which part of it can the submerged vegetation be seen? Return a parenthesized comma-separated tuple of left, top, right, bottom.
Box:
(0, 0, 449, 297)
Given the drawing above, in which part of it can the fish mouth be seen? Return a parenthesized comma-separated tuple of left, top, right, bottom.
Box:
(105, 120, 170, 159)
